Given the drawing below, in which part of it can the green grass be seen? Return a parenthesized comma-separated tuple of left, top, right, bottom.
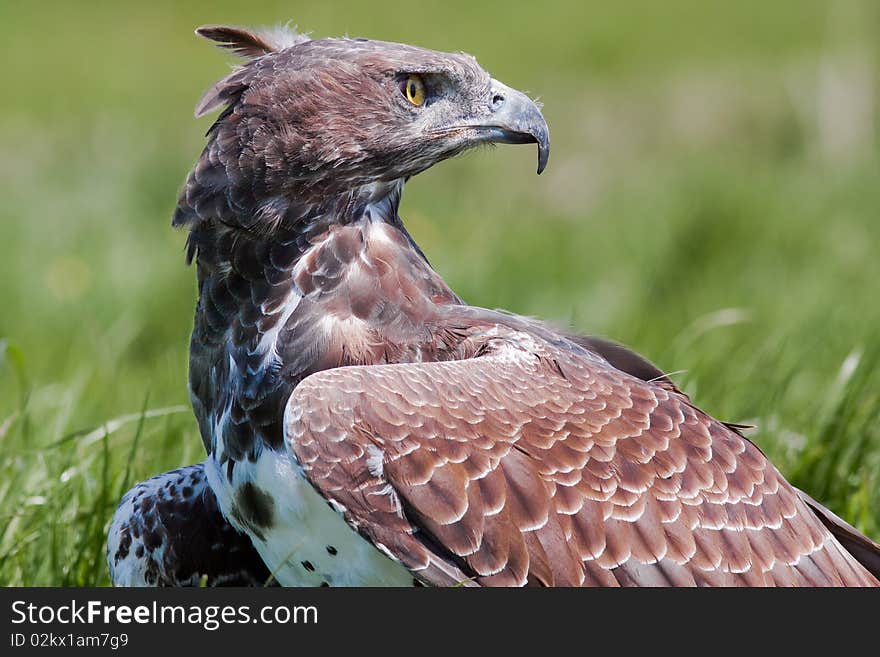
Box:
(1, 0, 878, 585)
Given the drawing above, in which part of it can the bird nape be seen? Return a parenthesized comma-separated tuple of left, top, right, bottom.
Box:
(107, 23, 880, 587)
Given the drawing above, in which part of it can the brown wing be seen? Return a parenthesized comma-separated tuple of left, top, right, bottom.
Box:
(284, 333, 878, 587)
(796, 488, 880, 580)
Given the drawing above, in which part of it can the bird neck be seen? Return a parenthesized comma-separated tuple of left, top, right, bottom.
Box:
(188, 178, 426, 277)
(331, 179, 406, 227)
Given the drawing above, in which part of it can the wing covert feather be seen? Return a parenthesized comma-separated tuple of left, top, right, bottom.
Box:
(284, 335, 878, 587)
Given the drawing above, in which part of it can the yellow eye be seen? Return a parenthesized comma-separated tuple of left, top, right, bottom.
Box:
(403, 74, 426, 106)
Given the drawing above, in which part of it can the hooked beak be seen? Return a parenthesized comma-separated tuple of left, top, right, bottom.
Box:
(464, 79, 550, 174)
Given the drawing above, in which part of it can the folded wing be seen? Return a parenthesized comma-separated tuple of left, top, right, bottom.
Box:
(284, 333, 878, 586)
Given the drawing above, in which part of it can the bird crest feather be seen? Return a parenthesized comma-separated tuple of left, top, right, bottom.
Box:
(193, 24, 309, 118)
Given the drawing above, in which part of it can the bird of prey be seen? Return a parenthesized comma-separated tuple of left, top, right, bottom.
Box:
(108, 24, 880, 587)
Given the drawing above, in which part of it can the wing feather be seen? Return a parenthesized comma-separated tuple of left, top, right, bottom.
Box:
(283, 333, 879, 587)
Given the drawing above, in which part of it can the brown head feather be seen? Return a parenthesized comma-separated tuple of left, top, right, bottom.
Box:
(196, 25, 278, 58)
(193, 24, 310, 118)
(196, 24, 308, 58)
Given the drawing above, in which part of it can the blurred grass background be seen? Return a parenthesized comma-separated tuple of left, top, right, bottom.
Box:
(1, 0, 878, 585)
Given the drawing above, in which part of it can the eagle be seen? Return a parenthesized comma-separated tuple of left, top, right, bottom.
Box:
(108, 24, 880, 587)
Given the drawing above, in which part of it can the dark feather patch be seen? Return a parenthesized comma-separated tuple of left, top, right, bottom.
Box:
(107, 464, 273, 587)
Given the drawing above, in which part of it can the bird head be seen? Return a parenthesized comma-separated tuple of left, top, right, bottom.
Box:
(178, 24, 548, 229)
